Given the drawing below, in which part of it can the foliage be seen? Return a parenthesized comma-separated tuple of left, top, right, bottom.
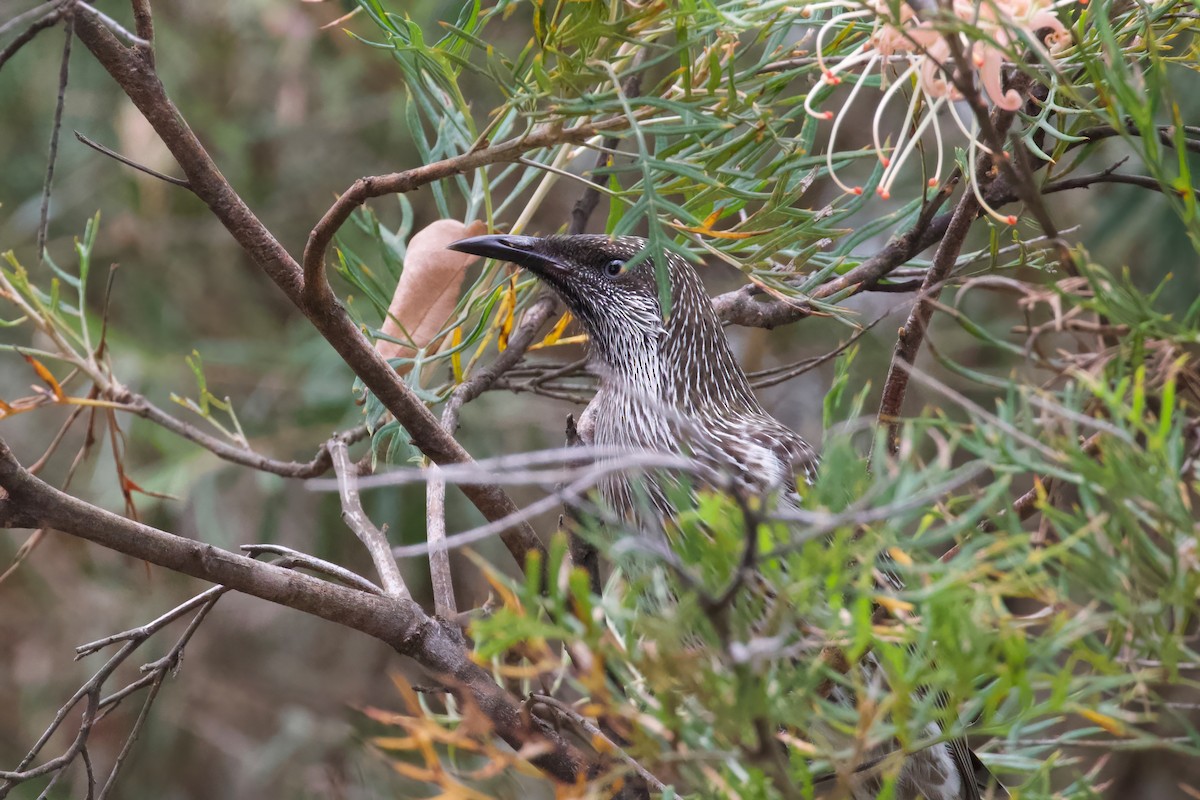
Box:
(327, 0, 1200, 797)
(1, 0, 1198, 798)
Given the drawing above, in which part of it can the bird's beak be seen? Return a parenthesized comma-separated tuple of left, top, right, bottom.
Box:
(446, 234, 566, 275)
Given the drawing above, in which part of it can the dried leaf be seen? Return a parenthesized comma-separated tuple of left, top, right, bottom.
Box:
(496, 274, 517, 352)
(376, 219, 486, 374)
(23, 354, 64, 400)
(450, 326, 464, 383)
(1076, 707, 1130, 737)
(873, 595, 915, 615)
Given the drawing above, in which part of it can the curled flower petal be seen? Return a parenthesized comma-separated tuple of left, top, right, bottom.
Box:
(980, 45, 1023, 110)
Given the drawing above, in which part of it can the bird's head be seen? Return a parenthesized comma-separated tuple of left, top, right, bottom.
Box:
(447, 234, 686, 371)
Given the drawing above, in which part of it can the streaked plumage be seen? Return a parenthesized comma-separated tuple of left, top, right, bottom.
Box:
(447, 233, 1005, 800)
(452, 234, 816, 516)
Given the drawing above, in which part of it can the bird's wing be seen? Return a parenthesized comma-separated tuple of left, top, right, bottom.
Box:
(713, 416, 819, 491)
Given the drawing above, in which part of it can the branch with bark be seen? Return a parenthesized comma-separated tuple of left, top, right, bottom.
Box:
(0, 438, 606, 789)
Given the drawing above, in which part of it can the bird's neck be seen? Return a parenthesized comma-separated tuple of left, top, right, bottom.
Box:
(660, 282, 760, 414)
(591, 274, 760, 415)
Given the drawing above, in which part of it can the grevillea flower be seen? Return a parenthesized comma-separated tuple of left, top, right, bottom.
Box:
(803, 0, 1073, 223)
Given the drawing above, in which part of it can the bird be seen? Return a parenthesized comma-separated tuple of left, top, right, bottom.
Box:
(447, 233, 1006, 800)
(449, 233, 817, 517)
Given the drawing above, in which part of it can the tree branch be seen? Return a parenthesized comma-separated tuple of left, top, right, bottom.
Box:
(875, 60, 1032, 457)
(74, 130, 191, 188)
(301, 118, 629, 312)
(0, 436, 594, 785)
(329, 436, 409, 599)
(0, 6, 63, 74)
(71, 10, 546, 572)
(36, 12, 73, 260)
(711, 178, 960, 328)
(876, 188, 980, 456)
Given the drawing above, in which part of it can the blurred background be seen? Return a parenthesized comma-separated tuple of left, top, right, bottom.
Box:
(1, 1, 1195, 797)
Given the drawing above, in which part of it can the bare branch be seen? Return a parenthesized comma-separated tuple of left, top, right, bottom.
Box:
(0, 6, 63, 74)
(874, 58, 1034, 456)
(0, 436, 595, 785)
(1075, 122, 1200, 155)
(129, 0, 153, 50)
(1043, 168, 1183, 196)
(75, 586, 228, 659)
(301, 117, 632, 312)
(0, 3, 60, 40)
(36, 12, 72, 260)
(114, 392, 364, 478)
(424, 466, 456, 618)
(876, 187, 980, 457)
(74, 130, 191, 188)
(329, 436, 409, 600)
(441, 294, 561, 435)
(72, 2, 149, 48)
(712, 178, 960, 328)
(530, 693, 666, 793)
(70, 11, 546, 573)
(240, 544, 383, 594)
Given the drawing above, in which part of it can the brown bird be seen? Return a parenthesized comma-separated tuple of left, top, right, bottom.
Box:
(448, 233, 1007, 800)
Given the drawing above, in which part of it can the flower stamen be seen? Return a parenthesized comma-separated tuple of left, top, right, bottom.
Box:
(826, 51, 881, 195)
(872, 60, 920, 171)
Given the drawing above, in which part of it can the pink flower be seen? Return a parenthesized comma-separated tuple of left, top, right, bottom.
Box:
(804, 0, 1073, 221)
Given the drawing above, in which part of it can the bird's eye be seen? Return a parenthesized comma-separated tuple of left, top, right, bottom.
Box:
(603, 259, 625, 277)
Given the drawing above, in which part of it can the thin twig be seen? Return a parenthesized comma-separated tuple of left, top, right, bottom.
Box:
(110, 393, 364, 478)
(441, 294, 560, 435)
(302, 117, 632, 311)
(0, 7, 62, 74)
(75, 586, 228, 658)
(74, 131, 191, 188)
(711, 177, 961, 328)
(0, 3, 60, 40)
(876, 187, 979, 457)
(329, 437, 409, 600)
(875, 57, 1033, 456)
(1074, 122, 1200, 155)
(239, 544, 384, 594)
(37, 12, 73, 261)
(0, 435, 595, 786)
(72, 11, 546, 574)
(529, 694, 667, 792)
(388, 451, 726, 559)
(97, 595, 220, 800)
(129, 0, 154, 51)
(425, 466, 456, 618)
(1043, 168, 1179, 196)
(71, 2, 150, 48)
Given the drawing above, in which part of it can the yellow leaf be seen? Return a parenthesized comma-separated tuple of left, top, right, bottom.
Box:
(371, 736, 418, 751)
(873, 595, 914, 614)
(672, 224, 765, 240)
(1077, 707, 1129, 736)
(887, 547, 913, 566)
(529, 333, 587, 351)
(541, 311, 573, 347)
(450, 326, 464, 383)
(388, 761, 438, 781)
(23, 354, 63, 400)
(497, 274, 517, 352)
